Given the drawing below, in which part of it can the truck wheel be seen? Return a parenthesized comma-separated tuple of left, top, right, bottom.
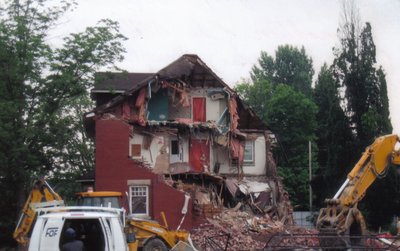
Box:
(143, 238, 168, 251)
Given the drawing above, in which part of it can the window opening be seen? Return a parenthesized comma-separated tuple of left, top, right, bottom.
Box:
(129, 186, 149, 216)
(131, 144, 141, 157)
(231, 140, 255, 166)
(244, 141, 254, 163)
(171, 140, 179, 155)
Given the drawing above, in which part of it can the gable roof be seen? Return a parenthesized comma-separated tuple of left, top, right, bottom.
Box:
(89, 54, 268, 130)
(94, 54, 233, 112)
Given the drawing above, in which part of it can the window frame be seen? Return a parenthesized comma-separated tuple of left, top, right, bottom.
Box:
(231, 140, 255, 166)
(170, 139, 179, 156)
(129, 185, 149, 216)
(243, 140, 255, 164)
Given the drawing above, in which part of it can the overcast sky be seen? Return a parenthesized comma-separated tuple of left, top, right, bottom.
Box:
(51, 0, 400, 134)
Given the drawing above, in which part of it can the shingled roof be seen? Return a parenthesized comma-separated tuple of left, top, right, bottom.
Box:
(93, 72, 154, 93)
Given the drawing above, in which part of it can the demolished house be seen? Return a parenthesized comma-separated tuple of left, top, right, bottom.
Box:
(84, 55, 293, 236)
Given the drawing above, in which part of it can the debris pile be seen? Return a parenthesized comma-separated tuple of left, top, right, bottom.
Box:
(264, 227, 320, 249)
(190, 207, 293, 250)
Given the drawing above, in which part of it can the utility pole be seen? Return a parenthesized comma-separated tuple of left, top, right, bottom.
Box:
(309, 141, 312, 214)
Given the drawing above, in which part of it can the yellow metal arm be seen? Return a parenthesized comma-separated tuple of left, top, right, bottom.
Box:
(337, 134, 399, 207)
(13, 179, 63, 245)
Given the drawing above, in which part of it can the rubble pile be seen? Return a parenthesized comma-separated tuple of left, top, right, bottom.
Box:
(191, 215, 325, 250)
(191, 207, 292, 250)
(165, 171, 297, 249)
(266, 227, 320, 248)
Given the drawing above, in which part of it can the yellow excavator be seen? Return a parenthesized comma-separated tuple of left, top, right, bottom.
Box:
(317, 134, 400, 245)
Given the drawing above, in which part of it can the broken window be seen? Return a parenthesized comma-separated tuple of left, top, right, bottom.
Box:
(171, 140, 179, 155)
(170, 139, 182, 163)
(129, 186, 149, 216)
(131, 144, 141, 158)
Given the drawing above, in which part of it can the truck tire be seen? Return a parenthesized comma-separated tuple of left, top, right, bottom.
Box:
(143, 238, 168, 251)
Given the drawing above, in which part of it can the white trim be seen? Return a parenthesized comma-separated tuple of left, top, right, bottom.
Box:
(127, 179, 151, 186)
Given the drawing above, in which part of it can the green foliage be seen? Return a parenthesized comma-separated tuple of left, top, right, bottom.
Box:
(332, 3, 394, 229)
(333, 21, 392, 146)
(266, 84, 318, 209)
(0, 0, 126, 246)
(312, 64, 355, 206)
(251, 45, 314, 97)
(234, 79, 272, 121)
(238, 45, 318, 209)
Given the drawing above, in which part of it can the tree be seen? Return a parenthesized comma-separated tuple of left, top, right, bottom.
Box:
(0, 0, 126, 245)
(265, 84, 318, 209)
(238, 45, 318, 209)
(234, 79, 272, 121)
(312, 64, 354, 207)
(332, 1, 394, 229)
(251, 45, 314, 97)
(332, 2, 392, 147)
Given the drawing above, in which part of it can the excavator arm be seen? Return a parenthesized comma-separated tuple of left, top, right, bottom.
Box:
(317, 135, 400, 240)
(13, 179, 64, 245)
(335, 134, 400, 207)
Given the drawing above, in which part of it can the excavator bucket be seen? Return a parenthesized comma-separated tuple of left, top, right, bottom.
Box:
(317, 200, 367, 249)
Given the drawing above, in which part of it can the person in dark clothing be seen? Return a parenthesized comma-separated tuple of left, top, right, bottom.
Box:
(62, 228, 85, 251)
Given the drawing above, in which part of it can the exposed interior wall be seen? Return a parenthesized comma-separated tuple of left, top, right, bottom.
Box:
(129, 134, 165, 168)
(128, 129, 266, 176)
(215, 134, 266, 176)
(190, 88, 225, 122)
(212, 146, 233, 174)
(242, 135, 266, 175)
(166, 88, 227, 121)
(169, 135, 190, 163)
(129, 132, 191, 173)
(168, 88, 191, 119)
(147, 89, 169, 120)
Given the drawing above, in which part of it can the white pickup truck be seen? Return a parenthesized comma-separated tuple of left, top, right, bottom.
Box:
(28, 206, 133, 251)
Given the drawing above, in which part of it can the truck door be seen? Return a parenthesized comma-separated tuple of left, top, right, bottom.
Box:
(38, 217, 64, 251)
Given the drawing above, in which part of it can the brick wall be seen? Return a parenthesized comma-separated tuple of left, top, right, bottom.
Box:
(95, 119, 193, 229)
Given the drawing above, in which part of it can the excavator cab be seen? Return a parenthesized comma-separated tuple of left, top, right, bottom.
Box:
(76, 191, 122, 208)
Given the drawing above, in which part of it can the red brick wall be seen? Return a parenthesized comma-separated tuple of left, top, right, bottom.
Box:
(95, 119, 192, 229)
